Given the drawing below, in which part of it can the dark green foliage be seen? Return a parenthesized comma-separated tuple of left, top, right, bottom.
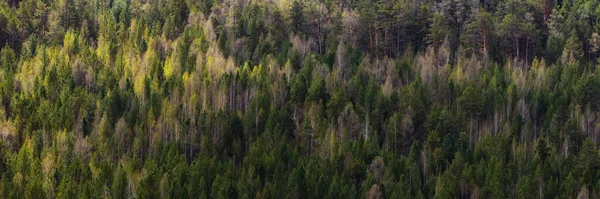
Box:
(289, 0, 305, 35)
(0, 0, 599, 198)
(442, 133, 458, 162)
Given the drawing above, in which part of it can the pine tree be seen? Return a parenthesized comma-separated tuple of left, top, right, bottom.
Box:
(499, 13, 522, 59)
(462, 11, 494, 56)
(562, 30, 583, 63)
(290, 0, 305, 35)
(536, 136, 549, 164)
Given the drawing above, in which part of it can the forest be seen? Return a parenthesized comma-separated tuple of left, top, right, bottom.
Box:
(1, 0, 600, 198)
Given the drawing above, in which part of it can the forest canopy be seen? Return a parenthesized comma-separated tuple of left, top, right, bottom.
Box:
(1, 0, 600, 198)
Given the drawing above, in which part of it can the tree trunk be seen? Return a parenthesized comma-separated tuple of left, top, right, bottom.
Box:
(369, 25, 373, 53)
(364, 112, 369, 140)
(516, 37, 520, 59)
(526, 37, 530, 62)
(483, 29, 488, 56)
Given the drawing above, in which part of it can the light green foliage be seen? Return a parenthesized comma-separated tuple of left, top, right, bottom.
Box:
(0, 0, 599, 198)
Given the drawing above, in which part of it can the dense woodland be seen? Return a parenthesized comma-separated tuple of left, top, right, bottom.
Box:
(2, 0, 600, 198)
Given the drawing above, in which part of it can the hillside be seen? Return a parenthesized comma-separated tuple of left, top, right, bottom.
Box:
(0, 0, 600, 198)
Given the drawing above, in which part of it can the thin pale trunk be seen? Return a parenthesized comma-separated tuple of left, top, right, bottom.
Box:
(516, 37, 520, 59)
(394, 129, 397, 156)
(369, 25, 373, 53)
(539, 178, 543, 199)
(483, 29, 488, 56)
(311, 128, 314, 155)
(364, 112, 369, 140)
(526, 37, 530, 62)
(397, 25, 401, 57)
(385, 30, 390, 57)
(376, 30, 379, 55)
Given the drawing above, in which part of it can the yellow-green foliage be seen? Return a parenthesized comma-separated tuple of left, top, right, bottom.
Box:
(1, 0, 600, 198)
